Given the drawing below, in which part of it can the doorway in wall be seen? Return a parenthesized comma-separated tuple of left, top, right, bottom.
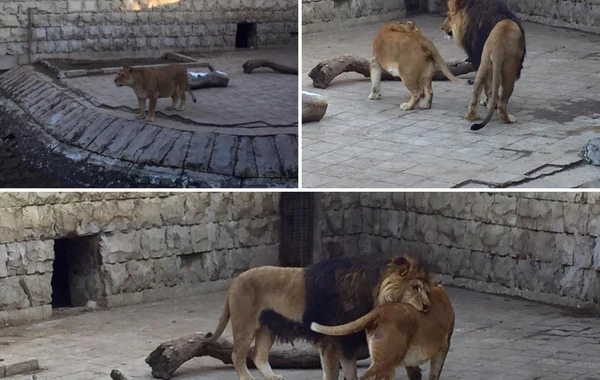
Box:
(236, 22, 258, 48)
(406, 0, 428, 14)
(279, 193, 314, 267)
(51, 235, 103, 308)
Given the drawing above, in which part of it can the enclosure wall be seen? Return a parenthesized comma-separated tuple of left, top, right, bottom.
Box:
(317, 192, 600, 310)
(0, 0, 298, 69)
(0, 192, 281, 325)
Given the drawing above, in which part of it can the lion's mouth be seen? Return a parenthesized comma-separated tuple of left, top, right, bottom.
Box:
(447, 31, 453, 37)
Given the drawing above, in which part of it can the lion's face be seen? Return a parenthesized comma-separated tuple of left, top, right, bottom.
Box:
(441, 16, 452, 36)
(377, 256, 432, 312)
(114, 67, 135, 87)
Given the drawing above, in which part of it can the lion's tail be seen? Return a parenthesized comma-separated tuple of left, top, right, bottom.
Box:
(204, 298, 230, 342)
(424, 38, 468, 85)
(186, 82, 197, 103)
(471, 49, 503, 131)
(310, 309, 379, 336)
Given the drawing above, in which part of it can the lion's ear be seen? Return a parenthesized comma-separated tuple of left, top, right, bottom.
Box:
(406, 21, 415, 28)
(392, 256, 410, 276)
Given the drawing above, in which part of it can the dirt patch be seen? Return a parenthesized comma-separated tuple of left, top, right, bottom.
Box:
(532, 99, 600, 123)
(44, 57, 176, 71)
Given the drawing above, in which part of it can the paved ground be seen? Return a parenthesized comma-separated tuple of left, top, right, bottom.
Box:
(2, 287, 600, 380)
(66, 47, 298, 134)
(0, 47, 298, 188)
(302, 15, 600, 188)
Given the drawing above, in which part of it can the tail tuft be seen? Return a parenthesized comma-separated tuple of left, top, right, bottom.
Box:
(467, 79, 474, 85)
(204, 332, 213, 339)
(470, 123, 485, 131)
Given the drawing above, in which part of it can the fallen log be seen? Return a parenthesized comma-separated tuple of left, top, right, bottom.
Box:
(188, 70, 229, 90)
(110, 370, 132, 380)
(308, 54, 474, 89)
(243, 59, 298, 75)
(302, 90, 328, 123)
(145, 332, 369, 379)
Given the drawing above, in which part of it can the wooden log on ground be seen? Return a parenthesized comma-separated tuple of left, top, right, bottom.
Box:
(308, 54, 474, 89)
(145, 332, 368, 379)
(302, 90, 328, 123)
(242, 59, 298, 75)
(188, 70, 229, 89)
(110, 370, 132, 380)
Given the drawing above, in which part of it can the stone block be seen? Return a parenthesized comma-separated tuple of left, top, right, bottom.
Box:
(5, 359, 40, 377)
(183, 192, 212, 224)
(205, 192, 233, 222)
(0, 244, 7, 278)
(101, 263, 128, 295)
(324, 209, 343, 236)
(140, 228, 167, 259)
(0, 276, 29, 311)
(20, 274, 52, 306)
(132, 197, 163, 229)
(100, 231, 142, 264)
(378, 209, 404, 237)
(5, 242, 26, 276)
(153, 256, 181, 286)
(343, 207, 363, 235)
(516, 198, 564, 232)
(190, 224, 211, 253)
(166, 225, 193, 255)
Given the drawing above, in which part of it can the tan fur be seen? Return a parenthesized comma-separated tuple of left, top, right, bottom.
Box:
(368, 21, 468, 111)
(311, 285, 455, 380)
(206, 257, 430, 380)
(443, 1, 525, 128)
(114, 64, 196, 122)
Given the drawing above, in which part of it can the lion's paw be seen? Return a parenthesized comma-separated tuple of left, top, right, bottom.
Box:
(136, 114, 145, 119)
(479, 99, 488, 106)
(502, 114, 517, 124)
(400, 102, 414, 110)
(176, 106, 185, 111)
(267, 375, 285, 380)
(166, 105, 175, 110)
(145, 116, 155, 122)
(464, 111, 480, 121)
(368, 92, 381, 100)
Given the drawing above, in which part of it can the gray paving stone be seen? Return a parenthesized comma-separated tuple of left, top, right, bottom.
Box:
(53, 109, 97, 140)
(86, 118, 128, 154)
(102, 120, 147, 157)
(234, 136, 258, 178)
(253, 136, 281, 178)
(185, 131, 216, 172)
(137, 128, 182, 166)
(62, 111, 99, 143)
(74, 115, 117, 149)
(30, 95, 64, 120)
(209, 134, 238, 176)
(162, 131, 192, 168)
(275, 134, 298, 177)
(37, 99, 74, 125)
(11, 79, 43, 99)
(118, 124, 162, 163)
(22, 86, 56, 109)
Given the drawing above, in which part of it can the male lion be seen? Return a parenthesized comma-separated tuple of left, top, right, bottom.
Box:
(369, 21, 468, 111)
(205, 256, 430, 380)
(114, 64, 197, 122)
(441, 0, 526, 131)
(312, 284, 454, 380)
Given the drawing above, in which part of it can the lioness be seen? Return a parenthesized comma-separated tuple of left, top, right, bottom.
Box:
(205, 256, 430, 380)
(311, 284, 454, 380)
(441, 0, 526, 131)
(369, 21, 468, 111)
(114, 64, 197, 122)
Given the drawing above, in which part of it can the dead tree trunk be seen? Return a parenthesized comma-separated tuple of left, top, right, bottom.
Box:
(188, 71, 229, 89)
(242, 59, 298, 75)
(145, 332, 368, 379)
(308, 54, 474, 89)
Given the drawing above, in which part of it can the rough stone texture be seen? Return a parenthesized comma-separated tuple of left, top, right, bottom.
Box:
(506, 0, 600, 34)
(317, 192, 600, 309)
(302, 0, 406, 31)
(0, 192, 281, 325)
(0, 0, 297, 69)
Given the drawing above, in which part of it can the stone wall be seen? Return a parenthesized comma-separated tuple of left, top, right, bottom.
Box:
(0, 0, 298, 69)
(427, 0, 600, 34)
(0, 192, 280, 325)
(316, 192, 600, 311)
(302, 0, 406, 32)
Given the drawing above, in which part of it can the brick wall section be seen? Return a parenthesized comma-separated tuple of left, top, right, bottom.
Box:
(317, 192, 600, 310)
(0, 192, 281, 325)
(0, 0, 297, 68)
(302, 0, 406, 30)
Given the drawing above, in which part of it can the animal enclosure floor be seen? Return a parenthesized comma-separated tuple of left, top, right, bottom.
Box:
(1, 287, 599, 380)
(302, 14, 600, 188)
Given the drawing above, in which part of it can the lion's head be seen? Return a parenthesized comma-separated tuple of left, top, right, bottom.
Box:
(376, 256, 432, 312)
(397, 20, 421, 34)
(114, 67, 135, 87)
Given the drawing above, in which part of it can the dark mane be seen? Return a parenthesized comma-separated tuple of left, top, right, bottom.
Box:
(462, 0, 526, 79)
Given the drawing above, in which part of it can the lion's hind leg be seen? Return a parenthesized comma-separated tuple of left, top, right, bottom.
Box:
(465, 67, 488, 121)
(176, 85, 186, 111)
(427, 343, 450, 380)
(253, 326, 284, 380)
(399, 74, 422, 111)
(420, 63, 435, 109)
(368, 57, 383, 100)
(166, 94, 178, 110)
(498, 72, 517, 124)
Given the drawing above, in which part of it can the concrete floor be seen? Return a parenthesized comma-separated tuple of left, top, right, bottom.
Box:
(1, 286, 599, 380)
(302, 15, 600, 188)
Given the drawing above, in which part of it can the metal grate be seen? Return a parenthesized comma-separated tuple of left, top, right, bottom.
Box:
(405, 0, 427, 14)
(279, 193, 314, 267)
